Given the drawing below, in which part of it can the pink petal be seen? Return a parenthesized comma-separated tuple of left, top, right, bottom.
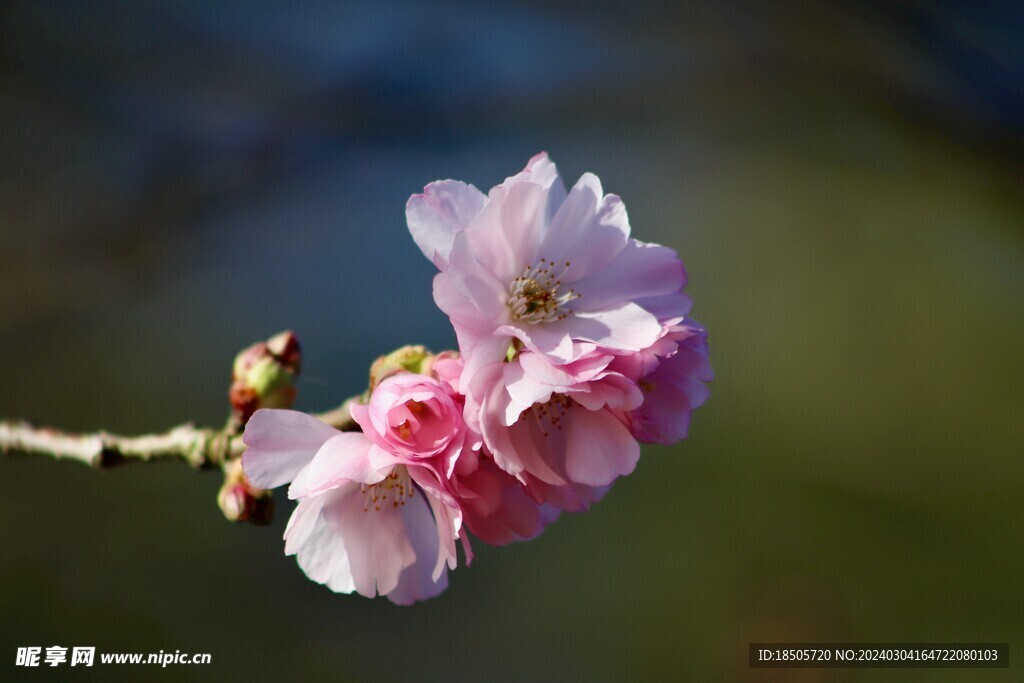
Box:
(505, 151, 563, 189)
(573, 239, 687, 312)
(569, 373, 644, 412)
(474, 361, 567, 486)
(465, 180, 549, 283)
(498, 319, 575, 363)
(538, 174, 630, 282)
(322, 486, 417, 598)
(459, 460, 550, 546)
(385, 493, 450, 605)
(242, 409, 339, 489)
(502, 361, 554, 425)
(424, 492, 464, 580)
(459, 333, 515, 396)
(563, 407, 640, 486)
(406, 180, 486, 268)
(564, 301, 662, 352)
(634, 292, 692, 322)
(518, 348, 613, 388)
(284, 494, 325, 556)
(487, 413, 567, 486)
(433, 267, 507, 334)
(292, 487, 358, 594)
(501, 152, 567, 220)
(627, 326, 712, 444)
(634, 378, 709, 444)
(523, 475, 610, 514)
(288, 433, 390, 499)
(347, 403, 387, 451)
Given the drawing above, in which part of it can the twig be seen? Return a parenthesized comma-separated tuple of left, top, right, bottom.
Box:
(0, 398, 359, 471)
(0, 420, 222, 469)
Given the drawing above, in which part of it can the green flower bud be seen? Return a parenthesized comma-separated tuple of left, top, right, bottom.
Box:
(368, 345, 432, 391)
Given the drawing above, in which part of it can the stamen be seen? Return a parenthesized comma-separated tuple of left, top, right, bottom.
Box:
(507, 258, 580, 324)
(360, 466, 415, 512)
(529, 394, 574, 437)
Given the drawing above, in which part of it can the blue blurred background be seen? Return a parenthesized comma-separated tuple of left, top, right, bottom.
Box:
(1, 1, 1022, 680)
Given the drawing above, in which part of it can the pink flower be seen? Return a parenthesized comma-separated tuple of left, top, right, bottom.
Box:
(241, 375, 471, 604)
(349, 371, 470, 480)
(407, 153, 691, 383)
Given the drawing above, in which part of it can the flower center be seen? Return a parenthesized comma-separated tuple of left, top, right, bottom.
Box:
(360, 466, 415, 512)
(529, 394, 574, 437)
(507, 258, 579, 324)
(397, 400, 428, 439)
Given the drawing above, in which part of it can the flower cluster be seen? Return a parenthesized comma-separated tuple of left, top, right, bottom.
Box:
(242, 153, 711, 604)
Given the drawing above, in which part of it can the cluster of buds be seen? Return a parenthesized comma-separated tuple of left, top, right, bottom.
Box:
(228, 331, 301, 430)
(219, 331, 301, 524)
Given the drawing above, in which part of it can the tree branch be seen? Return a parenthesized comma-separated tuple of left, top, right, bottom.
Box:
(0, 420, 222, 469)
(0, 399, 359, 471)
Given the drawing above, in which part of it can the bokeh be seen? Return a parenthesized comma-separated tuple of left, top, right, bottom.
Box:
(1, 1, 1022, 681)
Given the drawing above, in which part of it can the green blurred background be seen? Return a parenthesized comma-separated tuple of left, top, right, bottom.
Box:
(1, 1, 1022, 681)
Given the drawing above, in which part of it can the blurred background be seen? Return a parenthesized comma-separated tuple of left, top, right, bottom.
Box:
(1, 1, 1022, 681)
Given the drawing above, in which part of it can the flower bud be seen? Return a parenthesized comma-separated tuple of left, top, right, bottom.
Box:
(265, 330, 301, 373)
(352, 371, 466, 461)
(422, 350, 462, 392)
(217, 459, 273, 524)
(368, 345, 431, 391)
(229, 331, 301, 427)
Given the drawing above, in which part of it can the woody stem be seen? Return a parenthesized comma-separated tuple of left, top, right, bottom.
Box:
(0, 398, 360, 471)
